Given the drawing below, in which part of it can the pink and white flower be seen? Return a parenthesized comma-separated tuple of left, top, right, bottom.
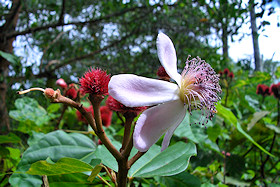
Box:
(108, 33, 221, 152)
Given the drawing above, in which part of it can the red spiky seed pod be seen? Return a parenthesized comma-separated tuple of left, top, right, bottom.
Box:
(100, 106, 113, 127)
(157, 66, 170, 80)
(80, 68, 110, 95)
(106, 95, 147, 116)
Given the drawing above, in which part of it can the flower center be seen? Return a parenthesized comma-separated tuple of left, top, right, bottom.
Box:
(177, 56, 222, 125)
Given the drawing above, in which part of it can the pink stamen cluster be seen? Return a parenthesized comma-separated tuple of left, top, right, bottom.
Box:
(180, 56, 221, 125)
(79, 67, 110, 95)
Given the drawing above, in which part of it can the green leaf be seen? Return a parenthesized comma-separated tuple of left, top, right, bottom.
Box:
(130, 142, 197, 178)
(0, 50, 20, 65)
(216, 173, 250, 187)
(216, 103, 274, 157)
(201, 182, 216, 187)
(94, 140, 122, 172)
(128, 144, 161, 176)
(207, 124, 221, 142)
(26, 157, 94, 176)
(162, 172, 201, 187)
(174, 113, 199, 143)
(87, 164, 103, 182)
(48, 173, 98, 187)
(9, 97, 50, 127)
(0, 133, 21, 144)
(9, 130, 96, 187)
(247, 111, 269, 131)
(265, 124, 280, 134)
(27, 131, 45, 146)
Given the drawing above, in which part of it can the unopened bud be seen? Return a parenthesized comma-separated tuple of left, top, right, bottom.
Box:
(44, 88, 55, 99)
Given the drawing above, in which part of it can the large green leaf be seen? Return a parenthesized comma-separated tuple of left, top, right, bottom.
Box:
(174, 111, 220, 152)
(95, 141, 196, 178)
(161, 172, 201, 187)
(130, 142, 197, 178)
(9, 97, 51, 130)
(94, 140, 122, 172)
(216, 103, 274, 157)
(9, 130, 96, 187)
(26, 157, 96, 176)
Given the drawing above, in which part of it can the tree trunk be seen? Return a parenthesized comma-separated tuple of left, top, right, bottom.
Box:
(0, 0, 21, 134)
(221, 0, 229, 61)
(250, 0, 262, 71)
(222, 25, 229, 60)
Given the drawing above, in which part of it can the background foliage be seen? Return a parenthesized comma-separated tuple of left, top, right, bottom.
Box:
(1, 0, 279, 186)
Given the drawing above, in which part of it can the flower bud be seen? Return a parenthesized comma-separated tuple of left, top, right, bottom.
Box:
(56, 78, 67, 89)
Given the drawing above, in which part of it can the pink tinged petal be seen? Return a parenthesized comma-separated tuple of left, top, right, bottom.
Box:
(157, 33, 182, 85)
(108, 74, 180, 107)
(133, 99, 186, 152)
(161, 109, 186, 151)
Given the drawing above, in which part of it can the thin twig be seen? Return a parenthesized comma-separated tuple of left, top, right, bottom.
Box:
(6, 6, 146, 39)
(88, 95, 122, 161)
(97, 174, 112, 187)
(128, 151, 146, 168)
(120, 115, 134, 152)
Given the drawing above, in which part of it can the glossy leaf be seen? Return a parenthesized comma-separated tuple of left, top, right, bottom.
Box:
(131, 142, 197, 177)
(94, 140, 121, 172)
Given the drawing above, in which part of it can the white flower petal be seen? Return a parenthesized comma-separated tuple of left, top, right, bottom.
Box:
(157, 33, 182, 85)
(108, 74, 179, 107)
(161, 110, 186, 151)
(133, 99, 186, 152)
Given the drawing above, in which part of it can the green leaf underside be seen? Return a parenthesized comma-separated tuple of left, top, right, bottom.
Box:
(9, 130, 96, 186)
(26, 157, 94, 176)
(216, 103, 274, 157)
